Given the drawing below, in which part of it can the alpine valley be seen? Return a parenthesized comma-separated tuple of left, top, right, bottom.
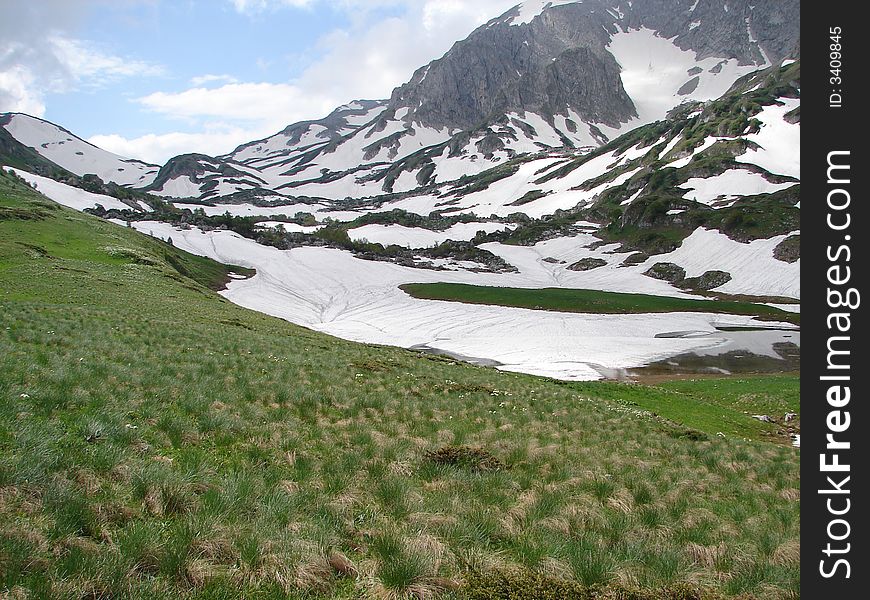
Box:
(0, 1, 802, 598)
(1, 0, 800, 382)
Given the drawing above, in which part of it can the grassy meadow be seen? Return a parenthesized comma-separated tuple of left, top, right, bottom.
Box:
(1, 169, 799, 599)
(399, 283, 800, 326)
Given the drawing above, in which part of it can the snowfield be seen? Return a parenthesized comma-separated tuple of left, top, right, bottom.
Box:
(15, 161, 801, 380)
(120, 220, 796, 381)
(173, 202, 328, 218)
(348, 222, 515, 248)
(735, 97, 801, 179)
(636, 228, 800, 298)
(607, 28, 761, 129)
(681, 169, 797, 205)
(152, 176, 202, 199)
(381, 150, 644, 219)
(256, 222, 324, 234)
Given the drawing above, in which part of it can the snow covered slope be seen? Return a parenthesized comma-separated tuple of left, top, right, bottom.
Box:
(121, 219, 795, 381)
(144, 153, 270, 200)
(1, 113, 159, 187)
(6, 167, 149, 213)
(125, 0, 797, 203)
(228, 100, 388, 166)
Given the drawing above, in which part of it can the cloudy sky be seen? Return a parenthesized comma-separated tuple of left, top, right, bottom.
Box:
(1, 0, 519, 164)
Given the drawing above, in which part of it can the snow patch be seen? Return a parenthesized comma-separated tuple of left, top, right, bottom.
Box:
(735, 98, 800, 179)
(666, 136, 721, 169)
(348, 222, 515, 248)
(153, 176, 202, 199)
(639, 228, 800, 298)
(607, 28, 761, 126)
(172, 202, 327, 218)
(9, 168, 134, 211)
(123, 220, 782, 381)
(682, 169, 797, 205)
(256, 221, 323, 234)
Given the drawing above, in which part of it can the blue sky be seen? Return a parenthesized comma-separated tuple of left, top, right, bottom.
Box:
(1, 0, 517, 163)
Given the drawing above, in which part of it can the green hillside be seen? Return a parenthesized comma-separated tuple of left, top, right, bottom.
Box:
(1, 169, 799, 599)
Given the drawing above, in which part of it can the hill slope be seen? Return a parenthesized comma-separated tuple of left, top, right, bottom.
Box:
(0, 113, 160, 188)
(0, 168, 799, 598)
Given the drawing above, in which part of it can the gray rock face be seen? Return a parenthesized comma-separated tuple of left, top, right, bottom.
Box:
(618, 0, 799, 65)
(386, 0, 800, 132)
(389, 3, 633, 131)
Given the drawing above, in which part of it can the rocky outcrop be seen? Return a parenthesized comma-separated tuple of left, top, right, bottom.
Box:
(643, 265, 732, 291)
(386, 0, 799, 131)
(389, 3, 633, 131)
(619, 0, 799, 65)
(773, 234, 800, 263)
(644, 262, 686, 283)
(568, 257, 607, 271)
(680, 270, 733, 291)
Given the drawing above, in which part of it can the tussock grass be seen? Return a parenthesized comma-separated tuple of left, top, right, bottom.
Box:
(0, 170, 799, 598)
(424, 446, 504, 473)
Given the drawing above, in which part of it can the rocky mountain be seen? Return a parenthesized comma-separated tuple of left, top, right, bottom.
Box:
(303, 58, 800, 296)
(3, 0, 799, 204)
(3, 0, 796, 204)
(390, 0, 799, 132)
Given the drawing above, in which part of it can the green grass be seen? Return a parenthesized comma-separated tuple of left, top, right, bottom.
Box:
(0, 169, 799, 599)
(567, 374, 799, 443)
(400, 283, 799, 325)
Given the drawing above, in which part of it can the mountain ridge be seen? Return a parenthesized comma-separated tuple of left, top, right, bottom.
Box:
(1, 0, 800, 307)
(2, 0, 799, 205)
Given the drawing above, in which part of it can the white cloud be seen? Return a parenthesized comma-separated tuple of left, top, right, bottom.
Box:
(89, 125, 269, 164)
(138, 82, 331, 122)
(189, 74, 240, 87)
(49, 37, 164, 85)
(230, 0, 316, 12)
(0, 65, 46, 117)
(0, 1, 163, 115)
(74, 0, 521, 163)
